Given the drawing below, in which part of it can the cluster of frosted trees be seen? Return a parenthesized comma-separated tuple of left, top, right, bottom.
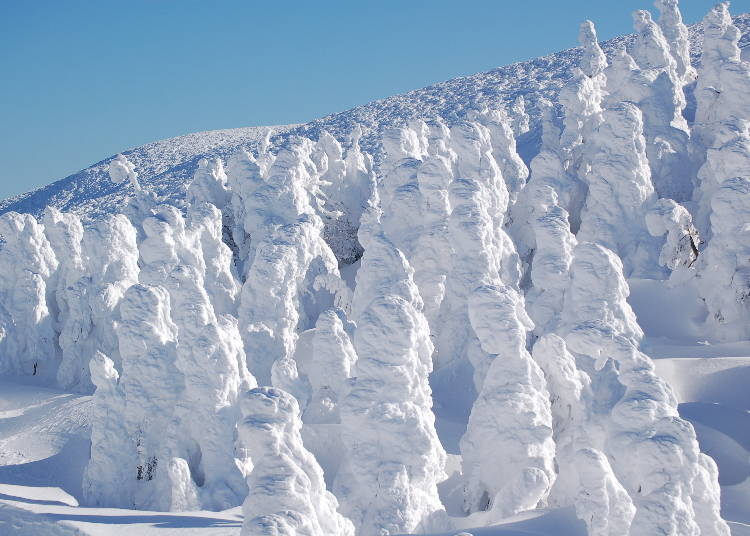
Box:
(0, 1, 747, 535)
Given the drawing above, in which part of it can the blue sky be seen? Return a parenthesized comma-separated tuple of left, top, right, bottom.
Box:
(0, 0, 743, 200)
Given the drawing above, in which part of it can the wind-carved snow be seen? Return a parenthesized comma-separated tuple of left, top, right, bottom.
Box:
(3, 2, 750, 536)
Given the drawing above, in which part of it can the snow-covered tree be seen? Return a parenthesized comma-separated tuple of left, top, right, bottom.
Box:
(112, 283, 187, 511)
(236, 140, 342, 390)
(531, 334, 591, 506)
(42, 207, 89, 390)
(302, 308, 356, 426)
(577, 102, 661, 277)
(226, 148, 267, 277)
(467, 106, 528, 206)
(187, 157, 232, 211)
(136, 202, 254, 509)
(509, 94, 530, 138)
(557, 22, 606, 227)
(645, 198, 699, 281)
(187, 202, 242, 316)
(690, 4, 750, 340)
(571, 447, 635, 536)
(78, 214, 140, 373)
(238, 387, 354, 536)
(317, 126, 376, 264)
(411, 141, 453, 326)
(83, 351, 131, 507)
(460, 284, 555, 520)
(436, 123, 520, 373)
(692, 2, 750, 236)
(166, 262, 255, 510)
(655, 0, 696, 84)
(560, 243, 729, 535)
(296, 308, 356, 485)
(0, 212, 58, 380)
(525, 185, 577, 334)
(617, 9, 693, 201)
(578, 20, 607, 78)
(108, 153, 159, 236)
(337, 205, 446, 535)
(338, 297, 447, 535)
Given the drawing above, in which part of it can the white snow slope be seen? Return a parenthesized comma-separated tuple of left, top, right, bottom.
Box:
(2, 14, 748, 222)
(3, 5, 750, 536)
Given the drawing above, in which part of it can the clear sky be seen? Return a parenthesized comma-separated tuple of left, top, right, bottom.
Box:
(0, 0, 744, 201)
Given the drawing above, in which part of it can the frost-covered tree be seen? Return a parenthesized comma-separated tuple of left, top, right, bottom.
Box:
(316, 127, 375, 264)
(525, 185, 577, 334)
(411, 138, 453, 325)
(578, 20, 607, 78)
(42, 207, 89, 390)
(0, 212, 58, 380)
(77, 215, 140, 373)
(83, 351, 131, 507)
(698, 171, 750, 340)
(531, 335, 591, 506)
(226, 148, 267, 277)
(655, 0, 696, 84)
(577, 102, 661, 277)
(509, 94, 530, 138)
(619, 9, 692, 200)
(467, 106, 528, 206)
(378, 121, 453, 328)
(571, 448, 635, 536)
(297, 308, 356, 485)
(136, 202, 254, 509)
(690, 4, 750, 339)
(646, 198, 700, 282)
(108, 153, 158, 236)
(236, 140, 343, 390)
(187, 157, 232, 211)
(337, 206, 446, 535)
(511, 98, 576, 261)
(435, 123, 520, 373)
(338, 297, 447, 535)
(238, 387, 354, 536)
(560, 243, 728, 536)
(692, 2, 750, 236)
(166, 263, 254, 509)
(302, 308, 356, 426)
(187, 202, 242, 316)
(460, 284, 555, 520)
(110, 283, 188, 511)
(557, 22, 606, 227)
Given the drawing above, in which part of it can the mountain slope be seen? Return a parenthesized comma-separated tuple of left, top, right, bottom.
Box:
(2, 14, 748, 220)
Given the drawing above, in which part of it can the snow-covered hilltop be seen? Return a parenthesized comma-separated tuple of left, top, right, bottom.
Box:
(2, 13, 749, 223)
(3, 2, 750, 536)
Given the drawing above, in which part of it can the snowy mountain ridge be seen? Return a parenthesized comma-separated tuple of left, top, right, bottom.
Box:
(2, 13, 749, 221)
